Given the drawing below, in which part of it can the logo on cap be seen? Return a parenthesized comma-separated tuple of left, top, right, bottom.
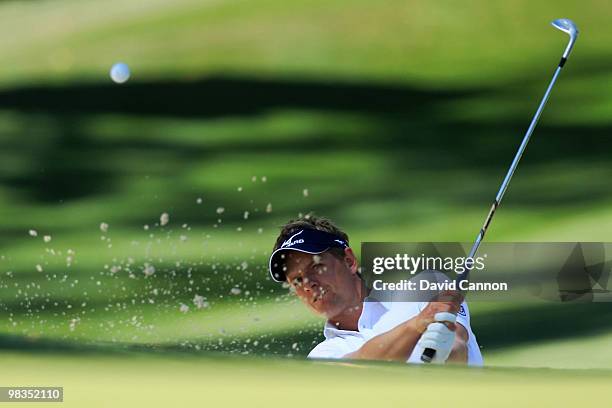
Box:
(281, 230, 305, 248)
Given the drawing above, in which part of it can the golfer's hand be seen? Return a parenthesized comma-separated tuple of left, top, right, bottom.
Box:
(416, 312, 457, 364)
(414, 291, 463, 333)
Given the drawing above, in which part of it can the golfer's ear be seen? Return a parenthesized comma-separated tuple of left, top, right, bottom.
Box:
(344, 247, 358, 274)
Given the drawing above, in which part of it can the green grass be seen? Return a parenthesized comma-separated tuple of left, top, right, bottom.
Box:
(0, 0, 611, 375)
(0, 0, 610, 89)
(486, 330, 612, 369)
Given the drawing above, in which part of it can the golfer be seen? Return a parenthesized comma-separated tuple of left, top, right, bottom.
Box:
(269, 215, 483, 365)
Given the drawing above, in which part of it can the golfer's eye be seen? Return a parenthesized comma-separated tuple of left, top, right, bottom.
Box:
(291, 277, 303, 288)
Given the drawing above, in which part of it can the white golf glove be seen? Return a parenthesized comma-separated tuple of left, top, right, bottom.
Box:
(415, 312, 457, 364)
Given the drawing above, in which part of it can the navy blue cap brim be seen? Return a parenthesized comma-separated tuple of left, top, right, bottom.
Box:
(268, 229, 348, 282)
(269, 246, 331, 282)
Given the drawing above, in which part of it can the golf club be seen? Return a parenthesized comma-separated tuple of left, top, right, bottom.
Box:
(421, 18, 579, 363)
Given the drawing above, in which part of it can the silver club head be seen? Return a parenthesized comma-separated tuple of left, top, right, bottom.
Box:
(551, 18, 579, 59)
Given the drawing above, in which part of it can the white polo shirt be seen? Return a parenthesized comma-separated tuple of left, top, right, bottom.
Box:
(307, 299, 484, 366)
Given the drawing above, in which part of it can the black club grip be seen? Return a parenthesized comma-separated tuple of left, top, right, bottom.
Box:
(421, 347, 436, 363)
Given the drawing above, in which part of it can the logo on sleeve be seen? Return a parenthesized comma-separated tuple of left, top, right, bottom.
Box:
(458, 305, 467, 316)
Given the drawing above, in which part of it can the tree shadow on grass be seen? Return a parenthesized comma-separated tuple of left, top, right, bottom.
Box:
(0, 75, 610, 208)
(0, 77, 475, 118)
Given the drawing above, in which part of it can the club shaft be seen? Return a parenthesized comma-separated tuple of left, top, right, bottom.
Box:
(422, 18, 578, 364)
(463, 65, 563, 272)
(421, 61, 569, 365)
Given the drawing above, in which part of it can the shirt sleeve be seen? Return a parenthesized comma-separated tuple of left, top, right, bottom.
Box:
(455, 301, 484, 366)
(307, 338, 357, 360)
(455, 302, 471, 328)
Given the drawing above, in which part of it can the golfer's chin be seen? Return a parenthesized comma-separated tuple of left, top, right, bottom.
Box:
(309, 294, 341, 318)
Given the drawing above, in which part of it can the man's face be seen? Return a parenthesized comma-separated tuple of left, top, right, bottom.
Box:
(284, 250, 359, 319)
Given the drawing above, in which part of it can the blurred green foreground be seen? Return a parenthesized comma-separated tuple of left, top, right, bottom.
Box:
(2, 352, 611, 408)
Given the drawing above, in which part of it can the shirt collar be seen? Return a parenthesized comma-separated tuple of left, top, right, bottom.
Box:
(323, 298, 389, 339)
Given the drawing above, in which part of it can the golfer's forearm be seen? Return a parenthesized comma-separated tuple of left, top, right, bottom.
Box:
(344, 319, 421, 361)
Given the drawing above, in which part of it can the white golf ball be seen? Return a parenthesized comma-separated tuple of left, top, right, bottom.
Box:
(110, 62, 130, 84)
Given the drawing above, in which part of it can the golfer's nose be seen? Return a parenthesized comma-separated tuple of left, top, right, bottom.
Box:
(302, 274, 319, 292)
